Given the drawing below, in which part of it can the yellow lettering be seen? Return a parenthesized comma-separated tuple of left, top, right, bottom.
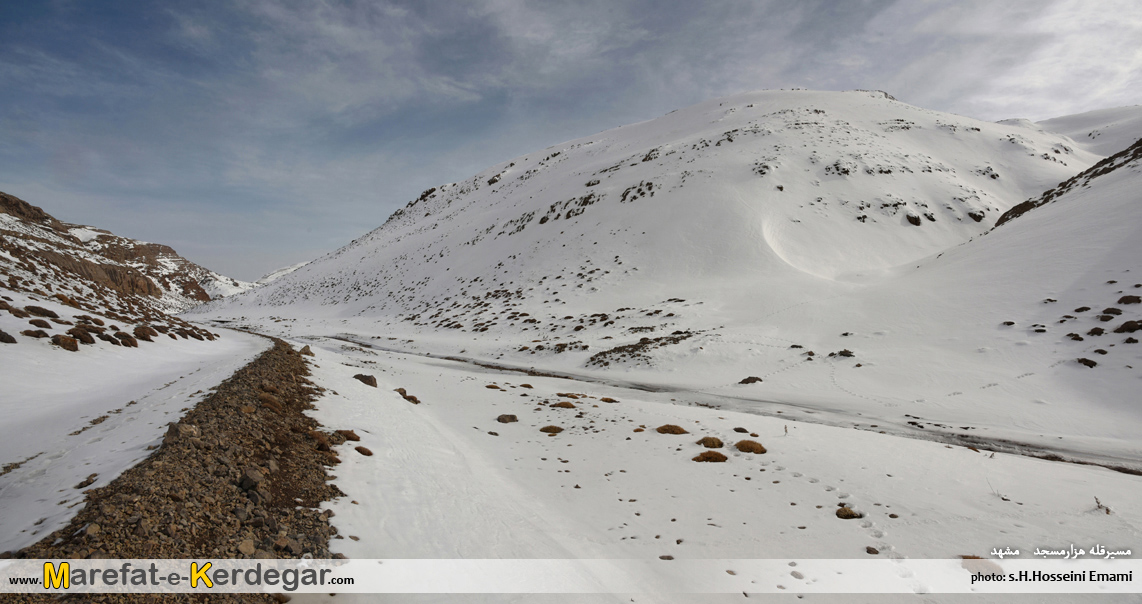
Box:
(190, 562, 213, 588)
(44, 562, 69, 590)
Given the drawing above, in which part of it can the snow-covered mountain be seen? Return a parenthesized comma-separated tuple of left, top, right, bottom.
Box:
(256, 261, 310, 286)
(191, 89, 1141, 466)
(199, 89, 1097, 311)
(1, 191, 253, 318)
(1037, 104, 1142, 157)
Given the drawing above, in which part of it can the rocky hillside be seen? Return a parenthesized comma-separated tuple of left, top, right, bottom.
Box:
(994, 136, 1142, 227)
(0, 191, 252, 319)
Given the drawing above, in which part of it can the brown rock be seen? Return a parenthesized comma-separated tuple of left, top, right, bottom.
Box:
(739, 376, 763, 384)
(599, 397, 618, 403)
(353, 374, 377, 387)
(539, 425, 564, 434)
(29, 318, 51, 329)
(21, 329, 49, 338)
(239, 467, 265, 490)
(299, 345, 315, 356)
(1114, 320, 1140, 333)
(693, 451, 728, 462)
(354, 446, 373, 456)
(496, 414, 518, 423)
(655, 424, 688, 434)
(0, 329, 16, 344)
(238, 539, 256, 556)
(336, 429, 360, 441)
(696, 436, 723, 448)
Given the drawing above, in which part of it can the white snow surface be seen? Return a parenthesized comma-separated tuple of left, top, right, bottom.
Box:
(6, 89, 1139, 599)
(284, 339, 1140, 603)
(1038, 105, 1142, 157)
(0, 291, 269, 554)
(191, 89, 1139, 466)
(182, 90, 1141, 599)
(256, 261, 310, 286)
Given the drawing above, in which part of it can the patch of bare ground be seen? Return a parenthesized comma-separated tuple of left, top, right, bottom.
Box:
(5, 338, 345, 604)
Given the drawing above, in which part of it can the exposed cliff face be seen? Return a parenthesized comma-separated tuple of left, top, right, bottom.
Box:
(0, 191, 251, 319)
(0, 192, 67, 233)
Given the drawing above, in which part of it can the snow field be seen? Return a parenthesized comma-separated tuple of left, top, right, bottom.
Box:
(0, 297, 269, 553)
(289, 337, 1141, 601)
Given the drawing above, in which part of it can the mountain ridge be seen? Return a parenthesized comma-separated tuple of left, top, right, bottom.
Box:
(1, 191, 253, 314)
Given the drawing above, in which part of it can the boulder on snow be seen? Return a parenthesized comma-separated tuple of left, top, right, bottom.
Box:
(0, 329, 16, 344)
(353, 374, 377, 387)
(738, 376, 763, 384)
(1113, 320, 1140, 334)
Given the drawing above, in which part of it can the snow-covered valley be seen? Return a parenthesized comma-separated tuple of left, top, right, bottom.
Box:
(3, 89, 1141, 600)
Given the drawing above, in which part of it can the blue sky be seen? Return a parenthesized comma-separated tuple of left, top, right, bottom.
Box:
(1, 0, 1139, 280)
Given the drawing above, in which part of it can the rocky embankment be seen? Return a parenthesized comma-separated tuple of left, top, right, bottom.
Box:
(6, 339, 346, 603)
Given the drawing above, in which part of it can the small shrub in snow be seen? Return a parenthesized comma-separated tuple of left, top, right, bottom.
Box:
(51, 334, 79, 351)
(735, 440, 767, 454)
(693, 451, 728, 462)
(656, 424, 688, 434)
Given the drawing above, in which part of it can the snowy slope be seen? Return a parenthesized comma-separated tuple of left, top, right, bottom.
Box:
(0, 287, 270, 554)
(1038, 105, 1142, 157)
(256, 261, 310, 286)
(196, 89, 1095, 315)
(187, 89, 1142, 464)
